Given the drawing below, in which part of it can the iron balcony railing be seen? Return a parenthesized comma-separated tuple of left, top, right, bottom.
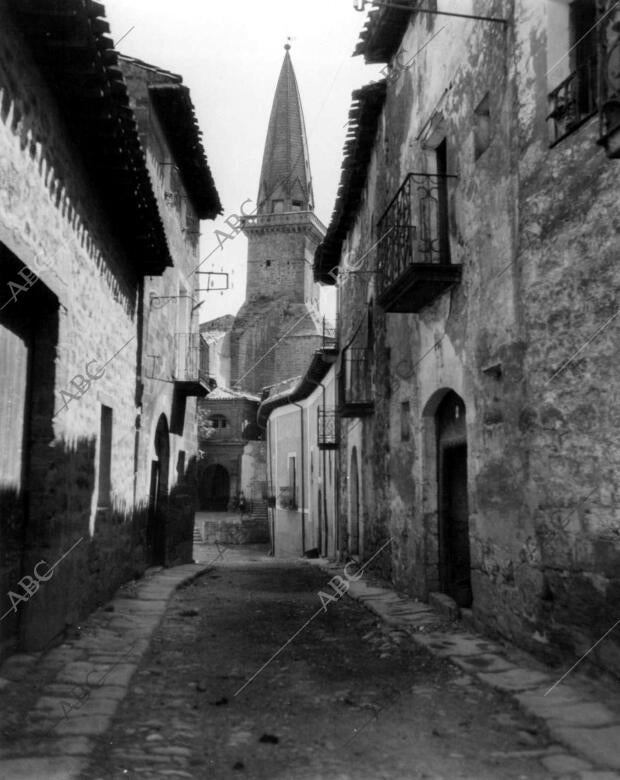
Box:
(377, 172, 453, 298)
(322, 316, 337, 351)
(174, 332, 203, 383)
(318, 409, 339, 449)
(598, 1, 620, 155)
(548, 56, 598, 145)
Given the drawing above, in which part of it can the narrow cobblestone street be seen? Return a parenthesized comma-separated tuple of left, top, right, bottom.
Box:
(3, 544, 620, 778)
(74, 545, 556, 780)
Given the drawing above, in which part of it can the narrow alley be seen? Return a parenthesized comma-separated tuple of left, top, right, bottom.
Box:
(81, 548, 551, 780)
(2, 1, 620, 777)
(2, 541, 611, 780)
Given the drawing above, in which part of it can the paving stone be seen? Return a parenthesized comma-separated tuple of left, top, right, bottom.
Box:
(546, 701, 619, 728)
(420, 633, 504, 658)
(548, 724, 620, 770)
(33, 695, 117, 719)
(451, 653, 515, 674)
(477, 667, 553, 692)
(53, 714, 113, 736)
(516, 690, 613, 733)
(541, 753, 593, 773)
(55, 662, 113, 686)
(578, 772, 620, 779)
(0, 757, 87, 780)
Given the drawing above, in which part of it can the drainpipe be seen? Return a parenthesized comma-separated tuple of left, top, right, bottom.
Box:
(292, 401, 306, 553)
(305, 377, 329, 557)
(267, 419, 275, 557)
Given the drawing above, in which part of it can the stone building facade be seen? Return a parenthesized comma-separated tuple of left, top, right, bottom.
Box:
(0, 2, 220, 660)
(259, 356, 338, 559)
(315, 0, 620, 678)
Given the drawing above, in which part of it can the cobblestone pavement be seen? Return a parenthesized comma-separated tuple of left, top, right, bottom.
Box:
(84, 546, 552, 779)
(2, 543, 620, 780)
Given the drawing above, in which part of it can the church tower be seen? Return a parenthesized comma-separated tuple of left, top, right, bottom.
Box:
(231, 45, 326, 394)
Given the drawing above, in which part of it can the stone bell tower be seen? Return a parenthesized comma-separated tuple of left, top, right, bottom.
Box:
(231, 44, 326, 395)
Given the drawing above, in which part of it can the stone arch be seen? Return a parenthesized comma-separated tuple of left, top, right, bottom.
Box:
(421, 388, 472, 607)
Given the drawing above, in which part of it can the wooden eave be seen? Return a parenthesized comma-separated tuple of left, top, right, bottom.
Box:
(353, 1, 415, 64)
(9, 0, 172, 276)
(148, 83, 222, 220)
(314, 80, 386, 284)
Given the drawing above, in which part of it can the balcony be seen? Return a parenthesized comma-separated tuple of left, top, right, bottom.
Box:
(321, 316, 338, 357)
(598, 3, 620, 157)
(548, 56, 598, 146)
(318, 409, 339, 450)
(339, 347, 374, 418)
(173, 332, 209, 398)
(377, 172, 461, 314)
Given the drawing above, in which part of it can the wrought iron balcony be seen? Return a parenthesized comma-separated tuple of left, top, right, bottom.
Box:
(548, 56, 598, 146)
(318, 409, 339, 450)
(377, 172, 461, 313)
(598, 1, 620, 157)
(321, 316, 338, 355)
(339, 347, 374, 417)
(173, 332, 209, 397)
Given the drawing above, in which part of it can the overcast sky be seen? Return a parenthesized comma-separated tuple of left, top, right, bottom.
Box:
(104, 0, 382, 321)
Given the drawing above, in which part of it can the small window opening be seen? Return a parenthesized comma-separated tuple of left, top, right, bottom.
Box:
(400, 401, 411, 442)
(474, 93, 491, 159)
(98, 405, 113, 508)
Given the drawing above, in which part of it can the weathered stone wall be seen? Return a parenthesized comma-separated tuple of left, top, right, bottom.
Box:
(0, 23, 212, 659)
(503, 0, 620, 671)
(245, 230, 307, 302)
(0, 10, 142, 656)
(231, 299, 322, 394)
(333, 0, 620, 677)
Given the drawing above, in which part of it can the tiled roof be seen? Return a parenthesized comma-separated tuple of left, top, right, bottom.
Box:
(314, 80, 386, 283)
(353, 0, 415, 64)
(207, 386, 260, 402)
(119, 55, 222, 221)
(9, 0, 172, 275)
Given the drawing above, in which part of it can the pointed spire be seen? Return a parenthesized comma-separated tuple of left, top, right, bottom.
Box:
(257, 46, 314, 215)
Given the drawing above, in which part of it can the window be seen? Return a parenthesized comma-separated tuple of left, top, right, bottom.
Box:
(97, 405, 113, 508)
(265, 260, 271, 268)
(272, 199, 284, 214)
(401, 401, 411, 442)
(435, 139, 451, 263)
(547, 0, 598, 144)
(207, 414, 228, 429)
(288, 455, 297, 508)
(177, 450, 186, 482)
(474, 93, 491, 159)
(291, 200, 303, 211)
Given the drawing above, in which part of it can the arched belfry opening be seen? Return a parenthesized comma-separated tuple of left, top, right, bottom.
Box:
(422, 389, 472, 608)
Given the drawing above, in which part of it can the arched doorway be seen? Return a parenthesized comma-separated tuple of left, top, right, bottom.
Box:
(200, 464, 230, 511)
(147, 414, 169, 565)
(349, 447, 360, 557)
(436, 391, 472, 607)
